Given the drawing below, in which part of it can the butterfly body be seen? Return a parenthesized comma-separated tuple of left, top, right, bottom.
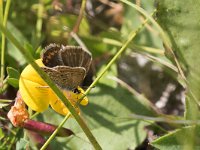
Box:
(41, 44, 92, 90)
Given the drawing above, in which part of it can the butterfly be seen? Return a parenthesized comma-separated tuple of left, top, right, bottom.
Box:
(41, 43, 92, 91)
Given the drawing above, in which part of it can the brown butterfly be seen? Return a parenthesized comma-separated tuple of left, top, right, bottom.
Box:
(41, 44, 92, 90)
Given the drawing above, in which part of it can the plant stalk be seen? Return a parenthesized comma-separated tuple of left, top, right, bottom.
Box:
(77, 10, 155, 105)
(0, 0, 11, 92)
(72, 0, 86, 33)
(0, 24, 102, 150)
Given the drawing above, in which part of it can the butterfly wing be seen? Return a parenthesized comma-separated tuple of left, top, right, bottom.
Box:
(42, 43, 63, 67)
(60, 46, 92, 73)
(41, 66, 86, 90)
(54, 66, 86, 90)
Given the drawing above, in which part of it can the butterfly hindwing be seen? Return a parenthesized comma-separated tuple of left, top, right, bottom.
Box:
(42, 44, 63, 67)
(60, 46, 92, 73)
(41, 67, 60, 85)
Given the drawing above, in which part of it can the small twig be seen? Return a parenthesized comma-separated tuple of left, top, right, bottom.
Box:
(30, 112, 40, 119)
(0, 23, 102, 150)
(35, 0, 43, 43)
(0, 76, 9, 94)
(130, 114, 200, 125)
(136, 0, 159, 35)
(131, 44, 164, 55)
(40, 113, 71, 150)
(129, 52, 178, 73)
(8, 131, 19, 150)
(108, 76, 160, 115)
(72, 0, 87, 33)
(70, 32, 90, 53)
(0, 0, 11, 92)
(0, 99, 13, 103)
(3, 125, 17, 135)
(0, 0, 4, 91)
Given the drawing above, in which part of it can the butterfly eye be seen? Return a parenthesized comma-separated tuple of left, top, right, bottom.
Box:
(73, 88, 80, 94)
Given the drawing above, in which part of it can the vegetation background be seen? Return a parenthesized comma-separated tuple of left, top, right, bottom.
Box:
(0, 0, 200, 149)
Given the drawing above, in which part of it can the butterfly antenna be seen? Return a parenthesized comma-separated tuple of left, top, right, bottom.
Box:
(35, 86, 50, 89)
(81, 85, 95, 90)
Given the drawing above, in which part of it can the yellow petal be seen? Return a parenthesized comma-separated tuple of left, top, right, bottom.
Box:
(49, 88, 88, 115)
(49, 90, 69, 115)
(20, 59, 46, 86)
(19, 77, 50, 112)
(76, 87, 88, 106)
(19, 59, 50, 112)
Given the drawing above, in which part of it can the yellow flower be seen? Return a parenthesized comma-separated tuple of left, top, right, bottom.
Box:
(19, 59, 88, 115)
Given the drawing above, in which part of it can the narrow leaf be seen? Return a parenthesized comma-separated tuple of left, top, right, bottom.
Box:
(151, 125, 200, 150)
(7, 67, 20, 79)
(7, 78, 19, 88)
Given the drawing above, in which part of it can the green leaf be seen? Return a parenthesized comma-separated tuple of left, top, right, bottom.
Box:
(96, 64, 118, 88)
(156, 0, 200, 119)
(151, 125, 200, 150)
(54, 120, 148, 150)
(7, 78, 19, 88)
(24, 43, 34, 57)
(7, 67, 20, 79)
(0, 128, 5, 140)
(7, 22, 28, 66)
(16, 138, 29, 150)
(34, 46, 42, 59)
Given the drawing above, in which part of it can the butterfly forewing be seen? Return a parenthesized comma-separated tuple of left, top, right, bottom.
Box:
(54, 66, 86, 90)
(42, 44, 63, 67)
(41, 66, 86, 90)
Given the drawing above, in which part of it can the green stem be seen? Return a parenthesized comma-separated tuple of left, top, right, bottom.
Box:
(72, 0, 86, 33)
(8, 136, 16, 150)
(3, 0, 10, 26)
(36, 0, 43, 43)
(30, 112, 40, 119)
(7, 128, 19, 150)
(110, 76, 159, 115)
(120, 0, 171, 47)
(134, 52, 178, 73)
(0, 0, 11, 92)
(0, 76, 8, 94)
(0, 1, 3, 23)
(0, 99, 12, 102)
(40, 113, 71, 150)
(77, 10, 154, 105)
(131, 44, 164, 55)
(120, 0, 187, 85)
(0, 0, 4, 91)
(81, 36, 164, 55)
(0, 24, 102, 150)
